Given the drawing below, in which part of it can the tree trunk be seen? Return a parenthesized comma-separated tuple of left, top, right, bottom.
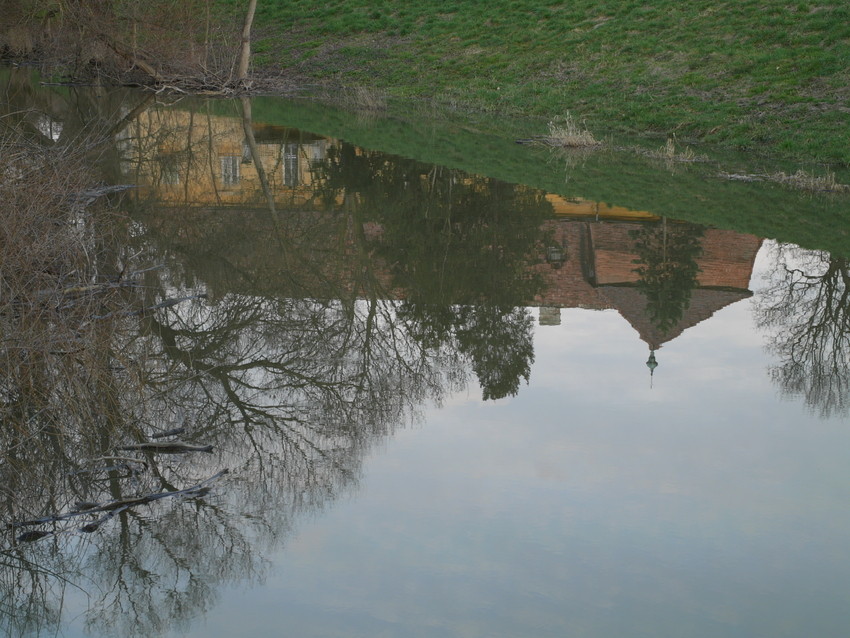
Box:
(235, 0, 258, 85)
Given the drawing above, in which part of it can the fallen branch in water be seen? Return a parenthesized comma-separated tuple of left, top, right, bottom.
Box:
(116, 441, 214, 454)
(79, 504, 132, 533)
(11, 469, 229, 540)
(66, 455, 148, 477)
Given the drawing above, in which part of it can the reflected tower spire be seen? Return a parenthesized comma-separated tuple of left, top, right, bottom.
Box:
(646, 349, 659, 388)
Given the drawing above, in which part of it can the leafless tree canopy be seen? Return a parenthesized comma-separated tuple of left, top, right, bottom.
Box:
(0, 82, 488, 637)
(755, 243, 850, 418)
(0, 0, 253, 90)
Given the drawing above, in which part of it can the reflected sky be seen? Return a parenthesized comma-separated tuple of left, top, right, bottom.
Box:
(153, 243, 850, 638)
(3, 72, 850, 638)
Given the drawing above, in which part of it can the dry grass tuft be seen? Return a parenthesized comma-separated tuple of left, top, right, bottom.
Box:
(542, 113, 602, 148)
(719, 168, 850, 193)
(658, 136, 696, 161)
(638, 135, 702, 163)
(772, 169, 850, 193)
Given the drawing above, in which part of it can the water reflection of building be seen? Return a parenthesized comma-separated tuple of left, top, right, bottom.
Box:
(533, 219, 762, 353)
(124, 109, 334, 208)
(127, 106, 762, 358)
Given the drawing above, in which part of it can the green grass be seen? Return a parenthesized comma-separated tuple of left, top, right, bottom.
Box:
(198, 96, 850, 257)
(216, 0, 850, 164)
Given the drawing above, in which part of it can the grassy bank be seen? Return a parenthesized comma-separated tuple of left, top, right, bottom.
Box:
(221, 0, 850, 164)
(199, 96, 850, 256)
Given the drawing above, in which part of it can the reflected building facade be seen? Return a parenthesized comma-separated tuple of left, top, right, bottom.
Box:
(121, 104, 764, 360)
(533, 217, 762, 354)
(0, 83, 792, 638)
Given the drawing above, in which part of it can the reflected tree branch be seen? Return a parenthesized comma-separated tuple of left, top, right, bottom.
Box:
(755, 243, 850, 417)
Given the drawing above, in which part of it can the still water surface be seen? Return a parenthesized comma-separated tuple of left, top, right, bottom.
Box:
(2, 70, 850, 637)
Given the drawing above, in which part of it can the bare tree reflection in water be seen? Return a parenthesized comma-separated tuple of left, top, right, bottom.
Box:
(0, 81, 549, 636)
(2, 288, 467, 636)
(82, 271, 467, 636)
(0, 120, 154, 636)
(756, 242, 850, 417)
(1, 220, 470, 638)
